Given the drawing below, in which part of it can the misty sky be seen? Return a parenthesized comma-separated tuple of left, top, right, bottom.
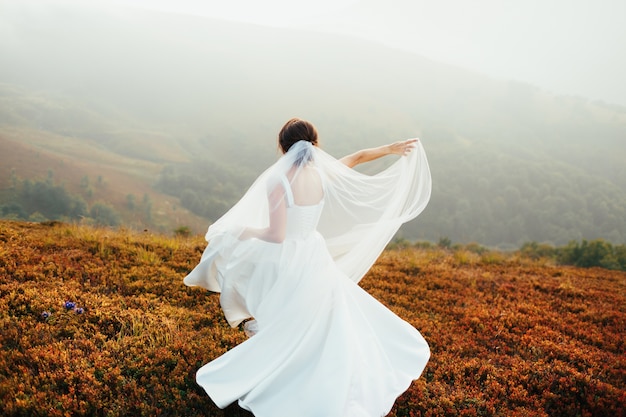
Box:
(115, 0, 626, 106)
(3, 0, 626, 106)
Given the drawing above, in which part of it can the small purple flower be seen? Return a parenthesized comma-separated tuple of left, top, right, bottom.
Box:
(64, 301, 76, 310)
(75, 307, 84, 314)
(41, 311, 51, 319)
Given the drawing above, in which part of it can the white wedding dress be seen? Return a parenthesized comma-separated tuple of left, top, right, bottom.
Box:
(184, 140, 431, 417)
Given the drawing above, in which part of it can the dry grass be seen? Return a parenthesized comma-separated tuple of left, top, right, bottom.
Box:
(1, 220, 624, 416)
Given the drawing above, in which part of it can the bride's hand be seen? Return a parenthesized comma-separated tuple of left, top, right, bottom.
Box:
(388, 138, 418, 156)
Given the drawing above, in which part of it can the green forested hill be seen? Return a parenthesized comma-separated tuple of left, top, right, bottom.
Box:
(0, 3, 624, 246)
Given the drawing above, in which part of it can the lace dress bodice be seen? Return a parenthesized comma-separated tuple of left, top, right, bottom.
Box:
(281, 176, 324, 240)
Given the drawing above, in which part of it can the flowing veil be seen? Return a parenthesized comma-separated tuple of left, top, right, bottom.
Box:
(184, 139, 431, 322)
(315, 142, 431, 281)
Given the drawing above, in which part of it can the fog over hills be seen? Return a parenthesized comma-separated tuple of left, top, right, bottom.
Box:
(0, 1, 625, 247)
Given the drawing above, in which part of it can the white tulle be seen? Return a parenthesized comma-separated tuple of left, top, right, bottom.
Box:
(184, 140, 432, 417)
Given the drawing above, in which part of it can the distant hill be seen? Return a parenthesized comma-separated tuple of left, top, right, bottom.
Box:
(0, 84, 209, 233)
(0, 220, 624, 416)
(0, 2, 625, 246)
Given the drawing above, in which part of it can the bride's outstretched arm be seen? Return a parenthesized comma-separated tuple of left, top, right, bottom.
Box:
(339, 138, 418, 168)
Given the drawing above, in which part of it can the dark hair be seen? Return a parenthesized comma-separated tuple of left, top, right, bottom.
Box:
(278, 118, 318, 154)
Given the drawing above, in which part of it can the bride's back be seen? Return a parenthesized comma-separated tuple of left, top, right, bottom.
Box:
(289, 165, 324, 207)
(283, 166, 324, 240)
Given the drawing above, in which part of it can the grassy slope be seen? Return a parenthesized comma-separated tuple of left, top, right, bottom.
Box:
(1, 220, 624, 416)
(0, 128, 209, 234)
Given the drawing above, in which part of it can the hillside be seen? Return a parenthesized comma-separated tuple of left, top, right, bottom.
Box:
(1, 220, 624, 416)
(0, 2, 625, 246)
(0, 85, 210, 234)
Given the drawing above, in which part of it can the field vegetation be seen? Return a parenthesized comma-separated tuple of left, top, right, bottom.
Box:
(1, 220, 624, 416)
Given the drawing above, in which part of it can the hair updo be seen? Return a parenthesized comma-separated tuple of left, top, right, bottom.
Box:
(278, 118, 318, 154)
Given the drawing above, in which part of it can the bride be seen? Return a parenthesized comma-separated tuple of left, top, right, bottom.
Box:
(184, 118, 432, 417)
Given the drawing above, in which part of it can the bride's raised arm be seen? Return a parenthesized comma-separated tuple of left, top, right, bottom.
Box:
(339, 138, 418, 168)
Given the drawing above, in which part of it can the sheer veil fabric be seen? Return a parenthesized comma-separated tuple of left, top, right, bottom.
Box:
(185, 140, 431, 290)
(184, 139, 432, 416)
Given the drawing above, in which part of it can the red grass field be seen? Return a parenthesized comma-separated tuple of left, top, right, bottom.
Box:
(0, 220, 624, 416)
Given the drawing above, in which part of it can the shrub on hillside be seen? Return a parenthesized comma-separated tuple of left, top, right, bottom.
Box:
(89, 202, 121, 227)
(20, 178, 87, 220)
(521, 239, 626, 271)
(557, 239, 626, 270)
(520, 241, 557, 260)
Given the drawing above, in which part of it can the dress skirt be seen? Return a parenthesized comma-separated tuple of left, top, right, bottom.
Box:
(188, 231, 430, 417)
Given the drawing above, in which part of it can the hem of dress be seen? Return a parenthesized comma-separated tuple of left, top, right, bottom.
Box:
(220, 373, 426, 417)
